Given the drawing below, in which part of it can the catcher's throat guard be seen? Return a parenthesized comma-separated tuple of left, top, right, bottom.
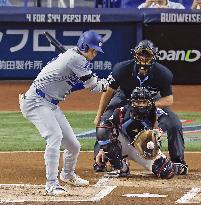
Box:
(131, 129, 161, 160)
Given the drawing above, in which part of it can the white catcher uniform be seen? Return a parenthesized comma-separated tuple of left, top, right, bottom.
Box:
(19, 46, 107, 188)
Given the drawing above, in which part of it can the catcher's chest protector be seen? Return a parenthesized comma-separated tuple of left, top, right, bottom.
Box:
(121, 119, 152, 143)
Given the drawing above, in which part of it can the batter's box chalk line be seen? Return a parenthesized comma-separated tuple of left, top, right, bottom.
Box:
(176, 187, 201, 204)
(0, 179, 117, 203)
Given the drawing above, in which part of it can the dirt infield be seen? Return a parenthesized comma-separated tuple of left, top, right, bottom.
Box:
(0, 81, 200, 111)
(0, 152, 201, 204)
(0, 81, 201, 204)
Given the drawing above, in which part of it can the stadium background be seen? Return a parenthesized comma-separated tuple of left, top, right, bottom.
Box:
(0, 1, 201, 204)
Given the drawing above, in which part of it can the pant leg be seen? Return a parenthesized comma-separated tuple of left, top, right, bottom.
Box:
(158, 108, 185, 162)
(20, 98, 63, 182)
(118, 132, 154, 171)
(54, 108, 80, 179)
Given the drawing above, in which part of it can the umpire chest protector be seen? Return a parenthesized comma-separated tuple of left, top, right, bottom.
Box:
(110, 60, 173, 99)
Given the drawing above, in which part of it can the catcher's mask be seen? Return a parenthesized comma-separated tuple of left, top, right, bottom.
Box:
(131, 40, 159, 68)
(130, 87, 153, 120)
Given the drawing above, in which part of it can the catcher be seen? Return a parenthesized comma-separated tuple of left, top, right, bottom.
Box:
(95, 87, 187, 179)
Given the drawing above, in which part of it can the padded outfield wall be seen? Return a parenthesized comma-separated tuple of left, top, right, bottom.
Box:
(0, 7, 200, 84)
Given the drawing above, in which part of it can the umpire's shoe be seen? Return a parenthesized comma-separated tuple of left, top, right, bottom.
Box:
(45, 180, 67, 196)
(175, 161, 188, 175)
(60, 173, 89, 186)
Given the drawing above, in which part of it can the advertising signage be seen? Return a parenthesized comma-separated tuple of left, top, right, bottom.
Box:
(0, 22, 138, 79)
(144, 24, 201, 84)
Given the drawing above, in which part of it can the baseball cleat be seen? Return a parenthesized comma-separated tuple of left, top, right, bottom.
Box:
(45, 180, 67, 196)
(60, 173, 89, 187)
(175, 162, 188, 175)
(104, 160, 130, 178)
(104, 169, 130, 178)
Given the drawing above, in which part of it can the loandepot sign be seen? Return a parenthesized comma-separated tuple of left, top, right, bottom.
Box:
(157, 49, 201, 62)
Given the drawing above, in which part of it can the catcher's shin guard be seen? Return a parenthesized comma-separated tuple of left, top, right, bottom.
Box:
(102, 140, 123, 170)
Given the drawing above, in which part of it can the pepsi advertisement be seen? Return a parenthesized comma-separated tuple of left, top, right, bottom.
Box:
(0, 7, 201, 84)
(0, 7, 141, 80)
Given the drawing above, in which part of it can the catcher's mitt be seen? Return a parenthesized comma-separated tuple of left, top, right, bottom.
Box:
(131, 129, 161, 160)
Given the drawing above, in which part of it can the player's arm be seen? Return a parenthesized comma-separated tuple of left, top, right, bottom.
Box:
(155, 66, 174, 108)
(94, 87, 115, 125)
(94, 68, 121, 125)
(80, 74, 108, 92)
(155, 95, 173, 108)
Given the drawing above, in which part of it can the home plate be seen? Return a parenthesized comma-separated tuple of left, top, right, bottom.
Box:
(0, 184, 115, 203)
(122, 193, 167, 198)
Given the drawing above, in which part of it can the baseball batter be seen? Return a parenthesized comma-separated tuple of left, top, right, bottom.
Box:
(19, 30, 108, 196)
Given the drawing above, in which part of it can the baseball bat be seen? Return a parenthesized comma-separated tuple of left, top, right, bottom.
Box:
(44, 31, 67, 53)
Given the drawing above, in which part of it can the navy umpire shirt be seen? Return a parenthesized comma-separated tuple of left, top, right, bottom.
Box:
(109, 59, 173, 99)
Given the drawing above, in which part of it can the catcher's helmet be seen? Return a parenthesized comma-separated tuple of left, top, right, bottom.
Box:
(131, 87, 152, 101)
(152, 156, 176, 179)
(131, 40, 159, 66)
(130, 87, 154, 120)
(77, 30, 104, 53)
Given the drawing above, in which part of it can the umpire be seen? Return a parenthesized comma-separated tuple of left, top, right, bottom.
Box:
(94, 40, 188, 173)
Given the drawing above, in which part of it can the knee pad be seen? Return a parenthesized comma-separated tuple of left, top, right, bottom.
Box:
(152, 156, 176, 179)
(96, 120, 114, 142)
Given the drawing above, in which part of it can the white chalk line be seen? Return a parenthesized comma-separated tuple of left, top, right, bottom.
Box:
(176, 187, 201, 204)
(0, 176, 116, 203)
(90, 175, 116, 202)
(90, 185, 116, 202)
(0, 181, 201, 203)
(122, 193, 167, 198)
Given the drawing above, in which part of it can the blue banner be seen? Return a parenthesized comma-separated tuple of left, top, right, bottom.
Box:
(0, 7, 201, 84)
(0, 22, 139, 79)
(0, 7, 142, 23)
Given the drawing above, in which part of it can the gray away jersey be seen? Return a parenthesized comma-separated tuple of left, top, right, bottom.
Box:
(30, 47, 92, 101)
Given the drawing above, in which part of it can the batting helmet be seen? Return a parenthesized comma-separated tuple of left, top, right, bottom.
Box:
(152, 156, 176, 179)
(77, 30, 104, 53)
(131, 40, 159, 66)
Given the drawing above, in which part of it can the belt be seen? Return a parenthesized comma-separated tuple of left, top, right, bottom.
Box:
(36, 89, 59, 105)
